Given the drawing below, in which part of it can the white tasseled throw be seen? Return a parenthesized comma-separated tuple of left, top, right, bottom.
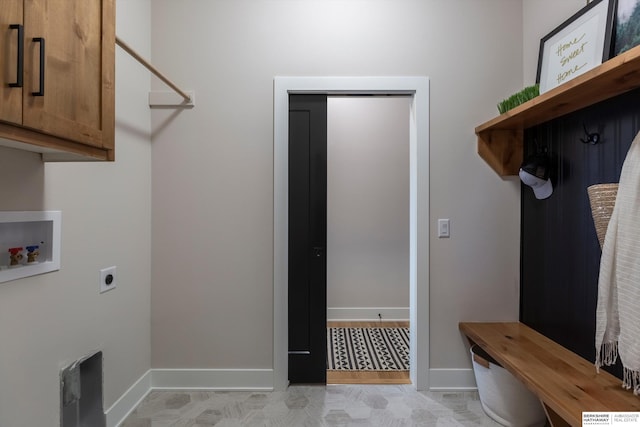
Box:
(595, 130, 640, 394)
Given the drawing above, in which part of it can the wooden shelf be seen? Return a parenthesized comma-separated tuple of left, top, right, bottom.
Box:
(476, 44, 640, 176)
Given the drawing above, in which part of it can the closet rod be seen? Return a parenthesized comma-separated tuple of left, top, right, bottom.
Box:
(116, 36, 192, 103)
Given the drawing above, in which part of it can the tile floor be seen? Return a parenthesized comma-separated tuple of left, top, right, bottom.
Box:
(120, 385, 503, 426)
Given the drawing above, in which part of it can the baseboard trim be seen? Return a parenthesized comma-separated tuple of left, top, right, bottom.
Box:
(106, 369, 273, 426)
(327, 307, 409, 321)
(105, 369, 152, 427)
(428, 368, 477, 391)
(151, 368, 274, 390)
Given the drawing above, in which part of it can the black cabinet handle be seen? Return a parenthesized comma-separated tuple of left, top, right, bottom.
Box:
(32, 37, 45, 96)
(8, 24, 23, 88)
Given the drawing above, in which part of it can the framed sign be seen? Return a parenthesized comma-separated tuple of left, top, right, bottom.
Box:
(536, 0, 616, 94)
(613, 0, 640, 56)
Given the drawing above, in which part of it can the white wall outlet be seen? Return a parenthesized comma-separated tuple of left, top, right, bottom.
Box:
(99, 266, 117, 293)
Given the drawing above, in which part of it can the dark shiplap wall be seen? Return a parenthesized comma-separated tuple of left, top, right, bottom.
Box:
(520, 87, 640, 378)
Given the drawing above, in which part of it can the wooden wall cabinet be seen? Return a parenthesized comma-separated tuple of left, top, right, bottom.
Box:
(0, 0, 115, 161)
(476, 44, 640, 176)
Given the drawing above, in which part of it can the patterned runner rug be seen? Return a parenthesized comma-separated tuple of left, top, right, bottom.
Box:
(327, 327, 409, 371)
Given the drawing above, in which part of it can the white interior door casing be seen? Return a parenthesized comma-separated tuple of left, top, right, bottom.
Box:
(273, 76, 430, 390)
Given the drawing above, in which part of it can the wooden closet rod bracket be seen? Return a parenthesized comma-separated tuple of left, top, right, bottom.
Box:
(116, 36, 193, 105)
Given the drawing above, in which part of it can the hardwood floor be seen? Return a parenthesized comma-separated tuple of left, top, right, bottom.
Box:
(327, 321, 409, 328)
(327, 321, 411, 385)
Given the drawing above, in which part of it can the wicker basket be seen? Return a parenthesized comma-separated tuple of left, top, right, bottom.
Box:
(587, 183, 619, 249)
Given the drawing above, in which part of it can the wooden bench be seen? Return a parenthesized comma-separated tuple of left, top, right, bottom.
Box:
(459, 322, 640, 427)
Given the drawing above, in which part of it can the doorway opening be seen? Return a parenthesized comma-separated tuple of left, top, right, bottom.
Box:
(325, 95, 411, 385)
(273, 76, 430, 391)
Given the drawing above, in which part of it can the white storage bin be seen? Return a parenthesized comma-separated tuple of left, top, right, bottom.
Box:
(471, 345, 546, 427)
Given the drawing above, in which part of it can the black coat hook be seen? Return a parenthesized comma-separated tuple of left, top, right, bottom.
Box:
(581, 124, 600, 145)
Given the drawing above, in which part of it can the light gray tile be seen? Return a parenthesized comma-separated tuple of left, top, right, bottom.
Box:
(120, 386, 504, 426)
(363, 394, 388, 410)
(324, 408, 352, 425)
(120, 419, 152, 427)
(166, 394, 192, 410)
(284, 395, 309, 409)
(195, 408, 223, 425)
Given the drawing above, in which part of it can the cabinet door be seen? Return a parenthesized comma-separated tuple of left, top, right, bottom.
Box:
(0, 0, 23, 125)
(23, 0, 114, 150)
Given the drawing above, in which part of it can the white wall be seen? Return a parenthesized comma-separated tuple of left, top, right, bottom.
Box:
(150, 0, 523, 384)
(326, 96, 410, 319)
(0, 0, 152, 425)
(0, 2, 599, 423)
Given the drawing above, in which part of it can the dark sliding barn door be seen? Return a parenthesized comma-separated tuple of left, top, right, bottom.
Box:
(288, 94, 327, 383)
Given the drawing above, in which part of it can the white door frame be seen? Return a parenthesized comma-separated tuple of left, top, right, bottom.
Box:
(273, 76, 430, 390)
